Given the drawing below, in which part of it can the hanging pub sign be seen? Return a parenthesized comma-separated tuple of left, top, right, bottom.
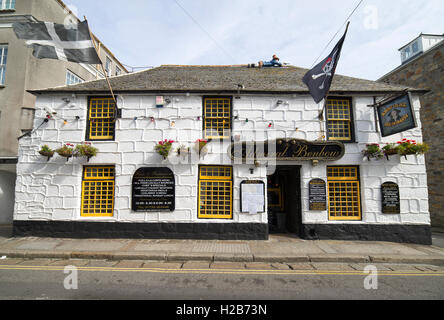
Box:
(229, 139, 345, 161)
(381, 182, 400, 214)
(132, 167, 175, 212)
(377, 93, 417, 137)
(309, 179, 327, 211)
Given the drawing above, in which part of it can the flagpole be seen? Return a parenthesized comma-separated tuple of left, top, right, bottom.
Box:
(83, 16, 117, 106)
(317, 21, 350, 123)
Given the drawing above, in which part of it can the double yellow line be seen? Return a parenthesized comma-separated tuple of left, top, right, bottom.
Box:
(1, 264, 444, 277)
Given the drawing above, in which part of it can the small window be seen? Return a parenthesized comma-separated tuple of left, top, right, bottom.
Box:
(412, 41, 419, 53)
(105, 57, 112, 76)
(326, 98, 354, 142)
(66, 70, 84, 85)
(198, 166, 233, 219)
(86, 97, 116, 140)
(203, 97, 232, 140)
(327, 166, 361, 221)
(81, 166, 115, 217)
(0, 45, 7, 85)
(0, 0, 15, 10)
(115, 66, 121, 76)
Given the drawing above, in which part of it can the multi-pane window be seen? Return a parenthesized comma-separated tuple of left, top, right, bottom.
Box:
(115, 66, 121, 76)
(81, 166, 115, 217)
(66, 70, 84, 85)
(105, 56, 112, 76)
(87, 97, 116, 140)
(203, 97, 231, 139)
(327, 166, 361, 221)
(0, 45, 7, 85)
(198, 166, 233, 219)
(326, 98, 354, 142)
(0, 0, 15, 10)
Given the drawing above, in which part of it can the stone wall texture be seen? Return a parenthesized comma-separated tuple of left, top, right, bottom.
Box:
(380, 42, 444, 231)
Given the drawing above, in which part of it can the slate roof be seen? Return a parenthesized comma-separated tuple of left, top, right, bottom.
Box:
(29, 65, 426, 95)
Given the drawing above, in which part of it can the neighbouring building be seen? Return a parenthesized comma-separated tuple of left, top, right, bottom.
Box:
(0, 0, 128, 224)
(13, 65, 432, 244)
(379, 33, 444, 232)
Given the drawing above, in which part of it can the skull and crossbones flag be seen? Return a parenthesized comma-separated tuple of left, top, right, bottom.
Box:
(12, 20, 102, 64)
(303, 23, 350, 104)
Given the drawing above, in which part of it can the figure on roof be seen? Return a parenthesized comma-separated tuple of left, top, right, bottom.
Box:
(258, 55, 283, 68)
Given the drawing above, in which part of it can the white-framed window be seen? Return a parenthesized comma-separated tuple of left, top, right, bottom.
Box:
(66, 70, 84, 85)
(0, 45, 7, 86)
(105, 57, 112, 77)
(0, 0, 16, 10)
(115, 66, 121, 76)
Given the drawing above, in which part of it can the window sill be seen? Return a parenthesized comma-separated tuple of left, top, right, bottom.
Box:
(0, 9, 15, 13)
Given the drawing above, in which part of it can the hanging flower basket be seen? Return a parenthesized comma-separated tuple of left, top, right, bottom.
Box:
(382, 143, 399, 160)
(194, 139, 209, 157)
(38, 145, 55, 161)
(362, 143, 384, 161)
(396, 139, 429, 159)
(75, 142, 98, 162)
(56, 143, 75, 161)
(155, 139, 175, 160)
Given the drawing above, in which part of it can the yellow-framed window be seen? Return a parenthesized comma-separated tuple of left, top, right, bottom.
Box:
(198, 166, 233, 219)
(87, 97, 116, 140)
(203, 97, 231, 139)
(81, 166, 115, 217)
(327, 166, 361, 221)
(326, 98, 354, 142)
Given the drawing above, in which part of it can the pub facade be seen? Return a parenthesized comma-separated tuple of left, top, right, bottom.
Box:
(13, 65, 432, 244)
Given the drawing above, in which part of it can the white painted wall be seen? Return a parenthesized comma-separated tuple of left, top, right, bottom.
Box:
(14, 92, 430, 226)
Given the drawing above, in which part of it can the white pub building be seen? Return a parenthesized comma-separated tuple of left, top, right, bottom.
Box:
(13, 65, 432, 244)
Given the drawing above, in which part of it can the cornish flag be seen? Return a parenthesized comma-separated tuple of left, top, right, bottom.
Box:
(12, 20, 102, 64)
(303, 23, 349, 104)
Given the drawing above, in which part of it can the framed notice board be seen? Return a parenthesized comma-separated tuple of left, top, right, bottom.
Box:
(240, 180, 265, 214)
(132, 167, 175, 212)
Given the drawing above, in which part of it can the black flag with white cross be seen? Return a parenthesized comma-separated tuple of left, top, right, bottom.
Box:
(303, 23, 350, 104)
(12, 20, 102, 64)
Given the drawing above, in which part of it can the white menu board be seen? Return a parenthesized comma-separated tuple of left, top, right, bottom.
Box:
(241, 181, 265, 214)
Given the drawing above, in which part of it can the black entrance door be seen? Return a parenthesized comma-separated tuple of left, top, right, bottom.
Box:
(267, 166, 302, 236)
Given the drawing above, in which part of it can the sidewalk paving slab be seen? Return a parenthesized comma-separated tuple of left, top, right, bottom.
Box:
(245, 262, 275, 270)
(86, 260, 119, 268)
(167, 252, 213, 262)
(210, 262, 246, 270)
(112, 252, 166, 261)
(0, 258, 24, 265)
(214, 253, 253, 262)
(114, 260, 145, 268)
(182, 261, 211, 269)
(253, 254, 309, 263)
(271, 263, 291, 270)
(18, 259, 54, 266)
(309, 254, 370, 263)
(141, 261, 183, 269)
(310, 263, 357, 272)
(48, 259, 90, 267)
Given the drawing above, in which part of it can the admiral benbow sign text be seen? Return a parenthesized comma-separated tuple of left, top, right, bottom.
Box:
(230, 139, 345, 161)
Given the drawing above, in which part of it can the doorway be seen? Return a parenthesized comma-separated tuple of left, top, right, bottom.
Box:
(267, 166, 302, 236)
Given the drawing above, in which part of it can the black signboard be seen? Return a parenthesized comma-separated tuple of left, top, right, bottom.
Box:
(377, 93, 417, 137)
(309, 179, 327, 211)
(230, 139, 345, 161)
(132, 167, 175, 212)
(381, 182, 400, 214)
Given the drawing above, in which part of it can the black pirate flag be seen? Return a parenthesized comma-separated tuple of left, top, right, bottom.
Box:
(303, 23, 350, 104)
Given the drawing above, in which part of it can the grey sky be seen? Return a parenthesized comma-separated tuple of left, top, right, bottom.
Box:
(66, 0, 444, 80)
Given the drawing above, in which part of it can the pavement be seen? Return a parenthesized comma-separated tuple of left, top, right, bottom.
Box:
(1, 225, 444, 265)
